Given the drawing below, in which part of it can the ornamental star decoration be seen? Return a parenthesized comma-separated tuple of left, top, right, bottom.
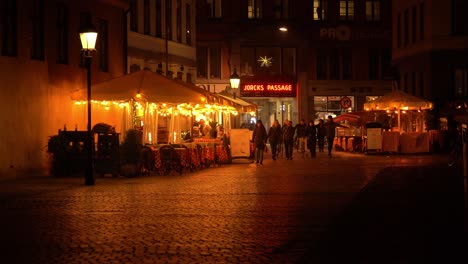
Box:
(257, 56, 273, 67)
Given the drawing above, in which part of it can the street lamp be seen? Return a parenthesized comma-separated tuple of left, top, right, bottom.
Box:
(80, 23, 98, 186)
(230, 67, 240, 99)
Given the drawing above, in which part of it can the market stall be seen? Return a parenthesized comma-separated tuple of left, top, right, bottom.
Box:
(71, 69, 238, 145)
(363, 89, 434, 153)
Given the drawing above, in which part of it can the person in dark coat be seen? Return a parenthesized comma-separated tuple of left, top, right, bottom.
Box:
(325, 115, 344, 158)
(268, 119, 282, 160)
(252, 120, 268, 165)
(316, 119, 326, 152)
(283, 120, 296, 160)
(295, 119, 307, 153)
(306, 120, 317, 158)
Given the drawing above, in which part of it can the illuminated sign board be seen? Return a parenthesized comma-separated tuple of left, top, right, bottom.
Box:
(240, 83, 296, 97)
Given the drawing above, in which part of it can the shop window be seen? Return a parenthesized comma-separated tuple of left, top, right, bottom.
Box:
(365, 0, 380, 21)
(313, 0, 327, 21)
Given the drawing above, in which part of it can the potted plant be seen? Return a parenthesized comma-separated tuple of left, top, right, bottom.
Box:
(120, 129, 143, 177)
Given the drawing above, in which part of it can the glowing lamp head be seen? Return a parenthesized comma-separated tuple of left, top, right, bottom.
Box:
(230, 68, 240, 89)
(79, 23, 98, 51)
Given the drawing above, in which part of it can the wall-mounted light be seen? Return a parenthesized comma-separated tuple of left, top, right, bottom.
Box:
(230, 67, 240, 89)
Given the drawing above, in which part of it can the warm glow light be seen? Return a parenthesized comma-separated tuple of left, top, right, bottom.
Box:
(230, 68, 240, 89)
(279, 26, 288, 32)
(136, 93, 142, 98)
(79, 24, 98, 50)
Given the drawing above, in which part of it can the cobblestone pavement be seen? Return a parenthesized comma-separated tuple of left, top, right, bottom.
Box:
(0, 151, 463, 264)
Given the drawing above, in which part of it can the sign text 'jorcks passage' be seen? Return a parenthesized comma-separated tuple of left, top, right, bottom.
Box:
(241, 82, 296, 97)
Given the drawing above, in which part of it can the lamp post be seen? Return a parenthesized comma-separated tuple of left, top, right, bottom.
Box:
(80, 23, 98, 186)
(229, 67, 240, 98)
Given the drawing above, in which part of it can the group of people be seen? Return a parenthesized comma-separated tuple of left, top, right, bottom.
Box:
(252, 115, 342, 164)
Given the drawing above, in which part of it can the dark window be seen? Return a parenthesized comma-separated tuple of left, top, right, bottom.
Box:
(31, 0, 45, 60)
(248, 0, 262, 19)
(452, 0, 468, 35)
(330, 51, 339, 80)
(156, 0, 162, 37)
(316, 49, 327, 80)
(207, 0, 222, 18)
(130, 0, 137, 32)
(342, 48, 352, 80)
(420, 2, 424, 40)
(454, 68, 468, 97)
(197, 47, 208, 78)
(0, 0, 17, 56)
(411, 6, 416, 43)
(186, 3, 192, 45)
(403, 73, 408, 93)
(209, 47, 221, 78)
(419, 72, 424, 97)
(339, 0, 354, 21)
(404, 9, 409, 46)
(98, 19, 108, 72)
(274, 0, 289, 19)
(144, 0, 150, 35)
(166, 0, 172, 40)
(397, 14, 401, 48)
(56, 3, 68, 64)
(411, 72, 416, 95)
(176, 0, 181, 42)
(365, 0, 381, 21)
(313, 0, 327, 21)
(369, 49, 379, 80)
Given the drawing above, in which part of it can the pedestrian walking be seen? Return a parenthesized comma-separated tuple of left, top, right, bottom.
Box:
(268, 119, 282, 160)
(306, 120, 317, 158)
(283, 120, 296, 160)
(295, 119, 307, 154)
(325, 115, 344, 158)
(252, 120, 268, 165)
(317, 119, 326, 152)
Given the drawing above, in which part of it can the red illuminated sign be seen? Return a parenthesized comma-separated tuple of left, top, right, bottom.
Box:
(241, 83, 296, 97)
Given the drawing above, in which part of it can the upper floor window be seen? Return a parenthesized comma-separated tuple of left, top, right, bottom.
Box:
(155, 0, 162, 37)
(98, 19, 108, 72)
(197, 47, 221, 79)
(420, 2, 424, 40)
(144, 0, 150, 35)
(452, 0, 468, 35)
(339, 0, 354, 21)
(166, 0, 173, 40)
(207, 0, 222, 18)
(31, 0, 45, 61)
(130, 0, 137, 32)
(176, 0, 182, 42)
(56, 3, 68, 64)
(248, 0, 262, 19)
(240, 47, 296, 77)
(313, 0, 327, 21)
(404, 9, 409, 46)
(186, 3, 192, 45)
(273, 0, 289, 19)
(365, 0, 380, 21)
(0, 0, 17, 56)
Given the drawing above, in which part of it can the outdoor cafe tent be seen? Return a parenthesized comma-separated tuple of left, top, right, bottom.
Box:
(71, 69, 237, 143)
(363, 89, 433, 131)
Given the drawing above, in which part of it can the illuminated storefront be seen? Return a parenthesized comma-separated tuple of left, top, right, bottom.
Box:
(240, 79, 297, 128)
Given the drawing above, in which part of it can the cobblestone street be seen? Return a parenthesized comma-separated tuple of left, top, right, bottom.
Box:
(0, 151, 464, 263)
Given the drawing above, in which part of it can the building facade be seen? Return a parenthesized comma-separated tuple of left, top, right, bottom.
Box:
(196, 0, 393, 129)
(127, 0, 197, 82)
(0, 0, 128, 179)
(392, 0, 468, 112)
